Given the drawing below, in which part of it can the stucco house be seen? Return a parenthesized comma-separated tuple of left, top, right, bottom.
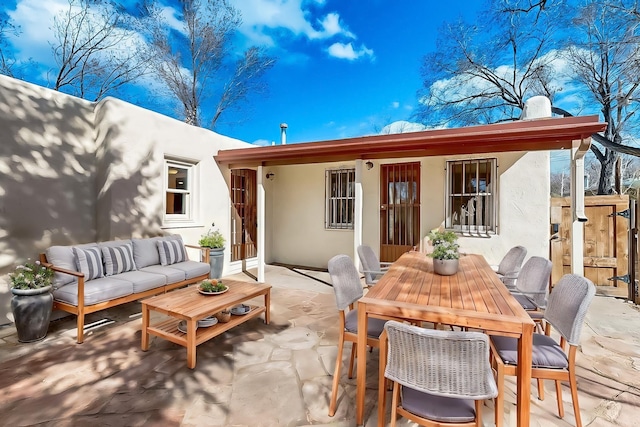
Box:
(0, 74, 605, 325)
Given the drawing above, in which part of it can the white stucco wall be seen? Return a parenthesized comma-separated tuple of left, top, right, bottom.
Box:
(264, 151, 550, 269)
(0, 75, 252, 325)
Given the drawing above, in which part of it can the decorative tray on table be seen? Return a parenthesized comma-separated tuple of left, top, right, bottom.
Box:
(198, 279, 228, 295)
(177, 316, 219, 333)
(230, 304, 252, 316)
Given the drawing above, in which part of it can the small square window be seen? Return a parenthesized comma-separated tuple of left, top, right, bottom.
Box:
(164, 159, 197, 225)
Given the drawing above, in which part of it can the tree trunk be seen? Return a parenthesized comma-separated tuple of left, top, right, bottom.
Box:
(598, 149, 619, 194)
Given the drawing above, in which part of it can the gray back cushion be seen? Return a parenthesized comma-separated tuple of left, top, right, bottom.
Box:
(46, 243, 96, 286)
(132, 235, 185, 268)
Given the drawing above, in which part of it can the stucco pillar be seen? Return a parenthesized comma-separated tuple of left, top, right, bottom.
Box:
(570, 138, 591, 275)
(257, 165, 265, 282)
(354, 160, 364, 271)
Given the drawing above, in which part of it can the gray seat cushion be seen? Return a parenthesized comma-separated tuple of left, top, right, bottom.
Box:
(512, 293, 538, 310)
(168, 260, 210, 280)
(139, 265, 186, 283)
(492, 333, 568, 369)
(345, 309, 387, 337)
(53, 276, 133, 306)
(401, 386, 475, 423)
(113, 270, 167, 293)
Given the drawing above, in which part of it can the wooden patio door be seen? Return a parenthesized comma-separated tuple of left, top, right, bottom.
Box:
(230, 169, 257, 261)
(380, 162, 421, 262)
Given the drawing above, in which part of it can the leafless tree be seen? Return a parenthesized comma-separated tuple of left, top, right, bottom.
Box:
(562, 0, 640, 194)
(144, 0, 275, 128)
(51, 0, 151, 101)
(550, 170, 570, 197)
(0, 13, 18, 77)
(416, 0, 566, 127)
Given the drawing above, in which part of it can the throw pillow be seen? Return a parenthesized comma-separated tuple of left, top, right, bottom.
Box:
(157, 239, 187, 266)
(102, 244, 137, 276)
(73, 247, 104, 281)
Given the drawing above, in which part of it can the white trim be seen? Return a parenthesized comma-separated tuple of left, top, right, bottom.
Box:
(257, 165, 265, 282)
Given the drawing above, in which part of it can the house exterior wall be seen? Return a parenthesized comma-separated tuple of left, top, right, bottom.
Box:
(0, 75, 251, 325)
(264, 151, 550, 269)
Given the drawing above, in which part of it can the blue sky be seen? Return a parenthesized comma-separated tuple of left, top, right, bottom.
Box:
(1, 0, 485, 146)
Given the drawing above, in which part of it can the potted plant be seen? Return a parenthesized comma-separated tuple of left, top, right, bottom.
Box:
(199, 223, 226, 279)
(9, 261, 54, 342)
(427, 230, 460, 276)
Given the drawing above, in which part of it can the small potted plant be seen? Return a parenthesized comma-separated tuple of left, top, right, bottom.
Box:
(199, 223, 226, 279)
(9, 260, 54, 342)
(427, 230, 460, 276)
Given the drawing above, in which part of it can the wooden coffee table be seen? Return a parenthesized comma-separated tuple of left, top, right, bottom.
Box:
(140, 279, 271, 368)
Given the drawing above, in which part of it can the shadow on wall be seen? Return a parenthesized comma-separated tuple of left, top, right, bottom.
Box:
(0, 76, 164, 324)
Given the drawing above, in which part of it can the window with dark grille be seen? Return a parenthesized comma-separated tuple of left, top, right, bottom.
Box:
(446, 158, 497, 234)
(325, 168, 355, 229)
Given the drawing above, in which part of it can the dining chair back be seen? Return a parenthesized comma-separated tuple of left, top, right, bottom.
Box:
(496, 245, 527, 283)
(510, 256, 552, 310)
(382, 321, 498, 426)
(490, 274, 596, 427)
(357, 244, 391, 286)
(327, 254, 388, 416)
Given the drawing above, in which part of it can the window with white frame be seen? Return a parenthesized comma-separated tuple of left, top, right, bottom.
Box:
(325, 168, 355, 229)
(164, 159, 197, 224)
(446, 158, 497, 234)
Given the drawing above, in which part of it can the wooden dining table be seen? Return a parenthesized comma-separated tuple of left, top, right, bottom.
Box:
(355, 251, 535, 427)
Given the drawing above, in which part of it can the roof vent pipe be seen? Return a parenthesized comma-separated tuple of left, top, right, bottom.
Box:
(280, 123, 288, 145)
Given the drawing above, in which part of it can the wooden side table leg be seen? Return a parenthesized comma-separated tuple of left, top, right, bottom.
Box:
(186, 320, 197, 369)
(141, 304, 150, 351)
(264, 289, 271, 324)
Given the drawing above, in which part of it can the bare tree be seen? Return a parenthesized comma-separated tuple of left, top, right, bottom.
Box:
(550, 170, 570, 196)
(144, 0, 275, 128)
(562, 0, 640, 194)
(0, 13, 18, 77)
(51, 0, 151, 101)
(416, 0, 566, 127)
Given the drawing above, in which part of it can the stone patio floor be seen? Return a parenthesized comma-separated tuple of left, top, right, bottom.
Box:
(0, 265, 639, 426)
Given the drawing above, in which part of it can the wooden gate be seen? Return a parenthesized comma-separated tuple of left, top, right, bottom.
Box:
(550, 195, 629, 296)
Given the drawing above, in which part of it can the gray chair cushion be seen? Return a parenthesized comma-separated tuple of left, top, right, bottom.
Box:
(345, 309, 387, 337)
(53, 276, 133, 306)
(401, 386, 475, 423)
(46, 243, 96, 287)
(168, 260, 210, 280)
(139, 265, 186, 283)
(513, 293, 538, 310)
(492, 333, 569, 369)
(113, 270, 167, 293)
(132, 237, 163, 268)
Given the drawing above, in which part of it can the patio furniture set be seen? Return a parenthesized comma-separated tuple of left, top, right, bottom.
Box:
(328, 245, 595, 427)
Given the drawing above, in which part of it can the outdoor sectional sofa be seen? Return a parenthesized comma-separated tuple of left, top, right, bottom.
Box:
(40, 235, 210, 343)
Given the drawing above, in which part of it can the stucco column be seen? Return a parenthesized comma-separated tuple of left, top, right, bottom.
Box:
(354, 160, 364, 271)
(257, 165, 265, 282)
(570, 138, 591, 275)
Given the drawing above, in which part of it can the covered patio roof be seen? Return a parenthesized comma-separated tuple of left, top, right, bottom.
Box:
(215, 115, 607, 168)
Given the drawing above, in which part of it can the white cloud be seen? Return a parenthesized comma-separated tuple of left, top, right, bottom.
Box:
(327, 42, 374, 61)
(232, 0, 357, 45)
(380, 121, 432, 134)
(251, 139, 272, 146)
(391, 101, 400, 109)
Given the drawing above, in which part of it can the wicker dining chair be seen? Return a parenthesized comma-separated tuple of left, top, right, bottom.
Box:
(490, 274, 596, 427)
(507, 256, 552, 312)
(357, 244, 392, 286)
(381, 321, 498, 426)
(327, 254, 388, 416)
(494, 245, 527, 287)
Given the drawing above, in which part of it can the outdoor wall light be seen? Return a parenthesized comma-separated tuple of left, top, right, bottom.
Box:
(266, 172, 275, 180)
(365, 161, 374, 170)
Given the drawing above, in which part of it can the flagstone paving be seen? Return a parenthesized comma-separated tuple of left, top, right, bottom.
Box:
(0, 265, 639, 426)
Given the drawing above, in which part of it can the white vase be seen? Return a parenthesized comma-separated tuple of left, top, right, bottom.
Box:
(433, 259, 459, 276)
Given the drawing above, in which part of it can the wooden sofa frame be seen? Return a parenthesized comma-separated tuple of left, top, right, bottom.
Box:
(40, 244, 210, 344)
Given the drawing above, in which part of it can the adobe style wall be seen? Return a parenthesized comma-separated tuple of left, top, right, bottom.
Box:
(0, 75, 252, 325)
